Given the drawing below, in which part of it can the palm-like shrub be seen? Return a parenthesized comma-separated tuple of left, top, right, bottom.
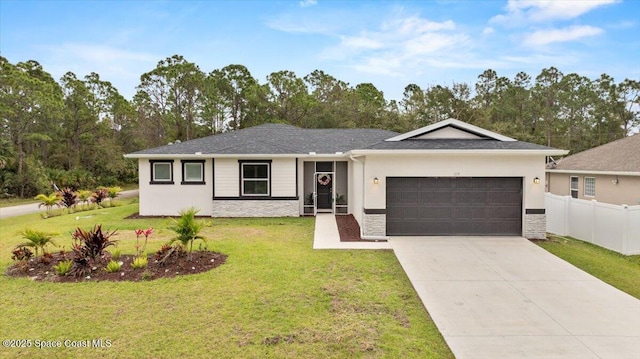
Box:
(34, 193, 61, 217)
(168, 207, 206, 260)
(107, 186, 122, 201)
(77, 190, 92, 209)
(19, 228, 57, 257)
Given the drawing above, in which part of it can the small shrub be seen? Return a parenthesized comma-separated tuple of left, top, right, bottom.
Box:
(77, 190, 92, 210)
(110, 248, 122, 261)
(58, 187, 78, 210)
(131, 256, 148, 269)
(168, 207, 206, 260)
(104, 260, 122, 273)
(107, 186, 122, 200)
(69, 255, 90, 278)
(53, 260, 73, 276)
(34, 193, 61, 217)
(11, 246, 33, 261)
(71, 225, 118, 261)
(19, 228, 57, 257)
(91, 188, 109, 207)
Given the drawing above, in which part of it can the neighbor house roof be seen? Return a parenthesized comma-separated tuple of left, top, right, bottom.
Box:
(547, 134, 640, 175)
(125, 120, 567, 158)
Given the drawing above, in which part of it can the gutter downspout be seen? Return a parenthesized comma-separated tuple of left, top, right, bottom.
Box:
(350, 154, 389, 241)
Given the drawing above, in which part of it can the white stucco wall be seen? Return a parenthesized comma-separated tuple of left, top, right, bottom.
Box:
(138, 158, 213, 216)
(362, 153, 547, 211)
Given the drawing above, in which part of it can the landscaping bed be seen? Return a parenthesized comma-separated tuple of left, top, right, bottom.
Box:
(5, 250, 227, 282)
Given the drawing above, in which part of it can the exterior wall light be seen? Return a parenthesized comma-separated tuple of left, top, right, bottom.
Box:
(373, 177, 379, 184)
(533, 177, 540, 184)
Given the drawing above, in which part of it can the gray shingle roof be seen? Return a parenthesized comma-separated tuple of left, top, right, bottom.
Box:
(126, 122, 562, 156)
(127, 123, 398, 155)
(550, 134, 640, 172)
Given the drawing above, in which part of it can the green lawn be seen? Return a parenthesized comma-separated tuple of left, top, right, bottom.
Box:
(536, 235, 640, 299)
(0, 201, 453, 359)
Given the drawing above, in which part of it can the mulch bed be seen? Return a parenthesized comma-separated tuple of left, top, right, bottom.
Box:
(5, 251, 227, 282)
(335, 214, 364, 242)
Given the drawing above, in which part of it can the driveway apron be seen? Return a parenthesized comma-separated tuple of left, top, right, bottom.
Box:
(390, 236, 640, 359)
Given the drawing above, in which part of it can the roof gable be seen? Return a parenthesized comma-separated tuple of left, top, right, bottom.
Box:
(385, 118, 516, 142)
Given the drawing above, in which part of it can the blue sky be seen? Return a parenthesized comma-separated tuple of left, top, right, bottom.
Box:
(1, 0, 638, 101)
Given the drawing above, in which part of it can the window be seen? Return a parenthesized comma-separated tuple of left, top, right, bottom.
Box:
(584, 177, 596, 197)
(570, 176, 578, 198)
(181, 160, 205, 184)
(150, 160, 174, 184)
(241, 162, 270, 196)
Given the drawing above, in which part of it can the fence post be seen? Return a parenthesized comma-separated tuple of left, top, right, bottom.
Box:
(562, 196, 570, 236)
(591, 199, 598, 245)
(621, 204, 629, 255)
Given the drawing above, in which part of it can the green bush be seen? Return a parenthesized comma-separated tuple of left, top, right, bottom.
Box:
(168, 207, 206, 260)
(53, 260, 73, 276)
(19, 228, 57, 257)
(110, 248, 122, 261)
(104, 260, 122, 273)
(131, 256, 148, 269)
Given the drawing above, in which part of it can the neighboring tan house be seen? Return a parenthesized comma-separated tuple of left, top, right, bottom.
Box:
(546, 134, 640, 206)
(125, 119, 566, 239)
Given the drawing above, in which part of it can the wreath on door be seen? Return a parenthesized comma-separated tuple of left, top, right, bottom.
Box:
(317, 174, 331, 186)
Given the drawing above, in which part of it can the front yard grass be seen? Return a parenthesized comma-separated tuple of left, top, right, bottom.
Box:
(536, 235, 640, 299)
(0, 201, 453, 359)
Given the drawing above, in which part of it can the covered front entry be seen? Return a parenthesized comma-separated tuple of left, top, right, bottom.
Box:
(303, 161, 348, 215)
(386, 177, 522, 236)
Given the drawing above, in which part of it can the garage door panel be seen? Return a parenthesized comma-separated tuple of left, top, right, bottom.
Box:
(386, 177, 522, 236)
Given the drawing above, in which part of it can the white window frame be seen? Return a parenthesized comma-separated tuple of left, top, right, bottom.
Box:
(584, 177, 596, 197)
(151, 161, 174, 184)
(181, 160, 205, 184)
(570, 176, 579, 198)
(241, 162, 270, 196)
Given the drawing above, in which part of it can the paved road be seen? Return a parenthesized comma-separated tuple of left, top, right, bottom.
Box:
(0, 189, 139, 219)
(390, 236, 640, 359)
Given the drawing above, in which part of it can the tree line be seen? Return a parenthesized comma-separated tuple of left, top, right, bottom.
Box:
(1, 54, 638, 198)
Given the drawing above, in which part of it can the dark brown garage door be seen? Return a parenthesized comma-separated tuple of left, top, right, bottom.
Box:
(386, 177, 522, 236)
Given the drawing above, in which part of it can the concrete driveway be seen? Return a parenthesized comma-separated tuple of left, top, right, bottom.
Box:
(390, 236, 640, 359)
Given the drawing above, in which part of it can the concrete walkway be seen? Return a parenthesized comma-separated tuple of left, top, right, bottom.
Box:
(390, 236, 640, 359)
(0, 189, 139, 219)
(313, 213, 390, 249)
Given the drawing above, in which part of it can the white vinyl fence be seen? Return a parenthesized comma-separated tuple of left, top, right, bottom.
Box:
(545, 193, 640, 255)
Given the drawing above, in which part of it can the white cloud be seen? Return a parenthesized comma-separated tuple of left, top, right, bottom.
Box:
(492, 0, 619, 25)
(317, 15, 468, 76)
(482, 27, 494, 36)
(524, 25, 603, 46)
(299, 0, 317, 8)
(41, 43, 158, 98)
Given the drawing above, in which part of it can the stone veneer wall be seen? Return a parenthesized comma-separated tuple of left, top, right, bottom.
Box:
(363, 213, 386, 237)
(524, 214, 546, 239)
(212, 200, 299, 217)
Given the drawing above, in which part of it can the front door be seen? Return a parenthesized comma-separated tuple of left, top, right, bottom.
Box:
(316, 173, 332, 210)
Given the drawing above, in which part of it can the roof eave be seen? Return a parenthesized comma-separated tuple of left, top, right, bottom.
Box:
(123, 153, 350, 159)
(546, 169, 640, 176)
(350, 149, 569, 156)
